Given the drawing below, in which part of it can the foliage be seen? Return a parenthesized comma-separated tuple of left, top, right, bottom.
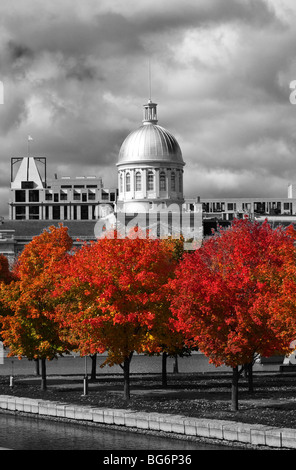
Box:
(54, 228, 179, 367)
(170, 218, 296, 369)
(0, 225, 73, 360)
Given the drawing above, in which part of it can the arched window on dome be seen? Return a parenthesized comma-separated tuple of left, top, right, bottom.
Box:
(135, 171, 141, 191)
(147, 170, 154, 191)
(126, 173, 131, 192)
(160, 171, 166, 191)
(120, 173, 123, 193)
(171, 172, 176, 192)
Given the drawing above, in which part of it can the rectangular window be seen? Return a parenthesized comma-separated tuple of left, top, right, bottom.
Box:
(88, 191, 96, 200)
(29, 190, 39, 202)
(15, 190, 26, 202)
(53, 206, 60, 219)
(81, 205, 89, 220)
(15, 206, 26, 220)
(29, 206, 39, 220)
(148, 172, 154, 191)
(60, 191, 67, 201)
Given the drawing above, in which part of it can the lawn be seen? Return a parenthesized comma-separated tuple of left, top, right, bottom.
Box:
(1, 371, 296, 429)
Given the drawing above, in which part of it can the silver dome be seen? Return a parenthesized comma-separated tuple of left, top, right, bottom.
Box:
(118, 123, 184, 165)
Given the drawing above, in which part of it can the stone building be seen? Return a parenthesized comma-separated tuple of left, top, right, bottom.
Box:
(9, 156, 116, 221)
(0, 97, 203, 261)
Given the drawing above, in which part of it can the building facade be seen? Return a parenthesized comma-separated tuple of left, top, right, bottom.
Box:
(9, 156, 116, 221)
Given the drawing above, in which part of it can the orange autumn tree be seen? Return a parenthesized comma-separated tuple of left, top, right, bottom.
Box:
(54, 228, 178, 400)
(0, 225, 73, 389)
(0, 254, 15, 336)
(0, 254, 14, 285)
(170, 218, 296, 410)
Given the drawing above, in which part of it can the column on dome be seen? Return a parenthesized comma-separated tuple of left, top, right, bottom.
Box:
(142, 169, 147, 198)
(119, 171, 123, 197)
(130, 169, 135, 199)
(179, 169, 183, 197)
(167, 168, 171, 197)
(155, 168, 160, 198)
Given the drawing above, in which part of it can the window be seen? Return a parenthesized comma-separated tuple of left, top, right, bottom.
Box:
(15, 190, 26, 202)
(29, 190, 39, 202)
(147, 171, 154, 191)
(15, 206, 26, 220)
(160, 172, 166, 191)
(60, 191, 67, 201)
(81, 205, 89, 220)
(126, 173, 131, 192)
(29, 206, 39, 220)
(88, 191, 96, 201)
(53, 206, 60, 219)
(171, 173, 176, 191)
(120, 174, 123, 193)
(135, 172, 141, 191)
(54, 193, 59, 202)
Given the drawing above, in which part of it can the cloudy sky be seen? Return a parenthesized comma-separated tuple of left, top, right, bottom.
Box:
(1, 0, 296, 216)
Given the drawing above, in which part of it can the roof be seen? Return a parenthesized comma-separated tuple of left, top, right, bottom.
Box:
(117, 123, 184, 166)
(0, 220, 96, 239)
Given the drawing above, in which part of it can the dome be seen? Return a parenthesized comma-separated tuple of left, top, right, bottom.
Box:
(117, 100, 184, 166)
(118, 124, 184, 165)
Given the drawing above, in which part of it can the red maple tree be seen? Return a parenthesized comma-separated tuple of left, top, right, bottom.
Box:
(170, 218, 296, 409)
(54, 228, 178, 400)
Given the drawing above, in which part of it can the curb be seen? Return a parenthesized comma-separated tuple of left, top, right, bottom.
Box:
(0, 394, 295, 449)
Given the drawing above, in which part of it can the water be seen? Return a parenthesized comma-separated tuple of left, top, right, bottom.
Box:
(0, 412, 230, 451)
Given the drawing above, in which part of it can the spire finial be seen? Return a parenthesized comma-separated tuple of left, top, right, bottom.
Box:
(149, 57, 152, 101)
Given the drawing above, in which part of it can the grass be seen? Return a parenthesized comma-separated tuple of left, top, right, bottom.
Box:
(1, 371, 296, 429)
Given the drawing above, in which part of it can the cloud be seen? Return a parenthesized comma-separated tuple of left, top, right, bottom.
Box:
(0, 0, 295, 217)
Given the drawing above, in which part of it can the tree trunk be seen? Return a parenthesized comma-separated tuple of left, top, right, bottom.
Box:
(173, 355, 179, 374)
(162, 352, 167, 388)
(90, 354, 97, 380)
(247, 362, 254, 393)
(123, 355, 132, 401)
(34, 358, 40, 376)
(231, 366, 239, 411)
(41, 358, 47, 390)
